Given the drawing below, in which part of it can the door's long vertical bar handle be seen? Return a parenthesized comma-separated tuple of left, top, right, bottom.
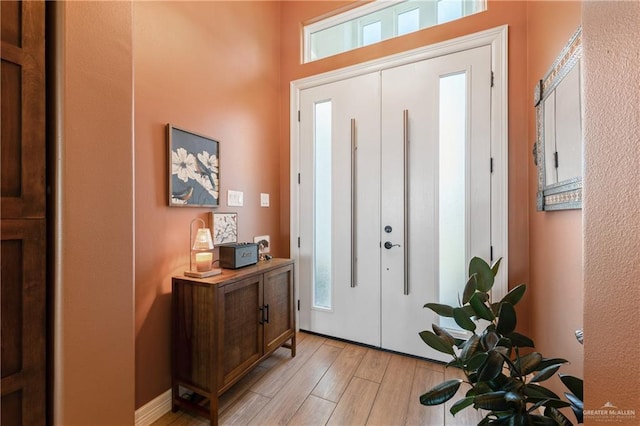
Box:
(403, 110, 410, 296)
(351, 118, 357, 288)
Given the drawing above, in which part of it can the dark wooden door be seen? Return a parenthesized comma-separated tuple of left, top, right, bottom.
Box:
(217, 275, 263, 391)
(263, 264, 294, 354)
(1, 1, 47, 424)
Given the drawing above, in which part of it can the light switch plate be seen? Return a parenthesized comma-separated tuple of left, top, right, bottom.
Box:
(260, 193, 270, 207)
(227, 190, 244, 207)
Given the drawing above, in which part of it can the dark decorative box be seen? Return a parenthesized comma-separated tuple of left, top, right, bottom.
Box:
(219, 243, 259, 269)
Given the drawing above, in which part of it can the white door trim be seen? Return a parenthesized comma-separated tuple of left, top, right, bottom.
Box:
(290, 25, 509, 330)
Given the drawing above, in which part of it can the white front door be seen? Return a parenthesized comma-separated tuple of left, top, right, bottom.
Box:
(297, 44, 495, 360)
(298, 72, 382, 346)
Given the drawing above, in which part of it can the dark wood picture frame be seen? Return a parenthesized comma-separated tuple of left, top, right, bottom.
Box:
(167, 124, 220, 207)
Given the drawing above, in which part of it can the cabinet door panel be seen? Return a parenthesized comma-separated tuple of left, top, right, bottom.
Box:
(263, 264, 294, 354)
(218, 275, 263, 389)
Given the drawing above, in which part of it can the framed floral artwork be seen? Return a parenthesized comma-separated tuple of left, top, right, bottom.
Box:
(167, 124, 219, 207)
(211, 212, 238, 245)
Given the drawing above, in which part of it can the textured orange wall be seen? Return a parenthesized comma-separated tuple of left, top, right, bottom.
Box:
(279, 0, 531, 324)
(526, 0, 583, 392)
(54, 1, 135, 424)
(583, 1, 640, 421)
(133, 1, 282, 408)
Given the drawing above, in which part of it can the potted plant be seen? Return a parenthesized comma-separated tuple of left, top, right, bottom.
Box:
(419, 257, 583, 425)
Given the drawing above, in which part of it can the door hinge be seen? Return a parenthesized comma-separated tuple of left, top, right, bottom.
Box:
(491, 71, 495, 87)
(490, 157, 494, 173)
(298, 173, 301, 184)
(490, 245, 494, 262)
(554, 151, 559, 169)
(297, 237, 301, 248)
(298, 110, 301, 122)
(297, 299, 300, 311)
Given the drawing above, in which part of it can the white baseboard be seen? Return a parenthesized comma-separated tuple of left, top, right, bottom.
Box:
(135, 389, 171, 426)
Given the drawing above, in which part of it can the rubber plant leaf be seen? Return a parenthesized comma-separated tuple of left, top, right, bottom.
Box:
(462, 274, 478, 304)
(500, 284, 527, 306)
(432, 323, 457, 347)
(543, 407, 572, 426)
(424, 303, 454, 318)
(449, 396, 475, 416)
(530, 364, 561, 383)
(490, 257, 502, 277)
(478, 349, 504, 381)
(513, 352, 542, 377)
(469, 257, 495, 292)
(537, 358, 568, 371)
(460, 334, 481, 361)
(559, 374, 583, 401)
(469, 293, 495, 321)
(419, 330, 455, 355)
(453, 307, 476, 332)
(473, 391, 509, 411)
(507, 332, 535, 348)
(419, 379, 463, 406)
(496, 302, 516, 335)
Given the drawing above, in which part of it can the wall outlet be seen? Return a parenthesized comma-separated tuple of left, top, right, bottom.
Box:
(260, 193, 270, 207)
(227, 190, 244, 207)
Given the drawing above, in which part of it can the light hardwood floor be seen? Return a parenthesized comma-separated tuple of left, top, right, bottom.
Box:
(152, 332, 482, 426)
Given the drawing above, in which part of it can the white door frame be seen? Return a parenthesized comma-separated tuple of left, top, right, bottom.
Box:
(290, 25, 509, 333)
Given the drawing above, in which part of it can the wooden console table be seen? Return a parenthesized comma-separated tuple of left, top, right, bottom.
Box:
(171, 258, 296, 424)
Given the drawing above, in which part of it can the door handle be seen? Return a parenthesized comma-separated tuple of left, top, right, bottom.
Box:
(384, 241, 401, 249)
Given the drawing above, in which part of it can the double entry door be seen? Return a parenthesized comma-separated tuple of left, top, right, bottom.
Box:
(298, 46, 492, 360)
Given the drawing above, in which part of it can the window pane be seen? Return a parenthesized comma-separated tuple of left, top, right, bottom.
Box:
(437, 0, 463, 24)
(314, 101, 332, 309)
(304, 0, 486, 62)
(398, 8, 420, 35)
(438, 72, 467, 330)
(362, 21, 382, 46)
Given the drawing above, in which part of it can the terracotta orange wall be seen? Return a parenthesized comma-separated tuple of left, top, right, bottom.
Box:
(583, 1, 640, 420)
(133, 1, 282, 408)
(279, 0, 531, 323)
(54, 1, 135, 424)
(526, 0, 583, 389)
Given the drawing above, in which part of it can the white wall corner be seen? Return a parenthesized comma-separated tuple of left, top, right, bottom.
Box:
(134, 389, 171, 426)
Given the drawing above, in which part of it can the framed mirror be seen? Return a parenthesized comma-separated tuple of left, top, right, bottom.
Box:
(534, 27, 583, 211)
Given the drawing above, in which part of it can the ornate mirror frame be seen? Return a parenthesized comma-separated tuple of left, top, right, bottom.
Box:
(534, 27, 583, 211)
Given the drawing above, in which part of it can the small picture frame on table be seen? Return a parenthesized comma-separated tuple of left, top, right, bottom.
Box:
(211, 212, 238, 245)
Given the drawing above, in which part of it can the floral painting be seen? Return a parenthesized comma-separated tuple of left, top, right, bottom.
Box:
(168, 124, 219, 207)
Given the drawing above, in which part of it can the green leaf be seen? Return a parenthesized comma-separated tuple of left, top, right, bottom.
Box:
(530, 364, 561, 383)
(469, 257, 495, 292)
(496, 302, 516, 335)
(490, 258, 502, 277)
(523, 383, 561, 400)
(543, 407, 572, 426)
(564, 392, 584, 410)
(559, 374, 583, 401)
(453, 307, 476, 332)
(513, 352, 542, 376)
(481, 330, 500, 351)
(469, 293, 495, 321)
(507, 332, 534, 348)
(465, 352, 488, 371)
(419, 330, 455, 355)
(460, 334, 481, 361)
(419, 379, 463, 406)
(424, 303, 454, 317)
(500, 284, 527, 306)
(449, 396, 475, 416)
(473, 391, 509, 411)
(432, 324, 457, 347)
(462, 275, 478, 304)
(478, 350, 504, 381)
(537, 358, 568, 371)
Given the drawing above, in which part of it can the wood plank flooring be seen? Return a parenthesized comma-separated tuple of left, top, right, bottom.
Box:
(152, 332, 483, 426)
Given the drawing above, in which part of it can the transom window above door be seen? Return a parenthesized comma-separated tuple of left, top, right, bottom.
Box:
(303, 0, 487, 63)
